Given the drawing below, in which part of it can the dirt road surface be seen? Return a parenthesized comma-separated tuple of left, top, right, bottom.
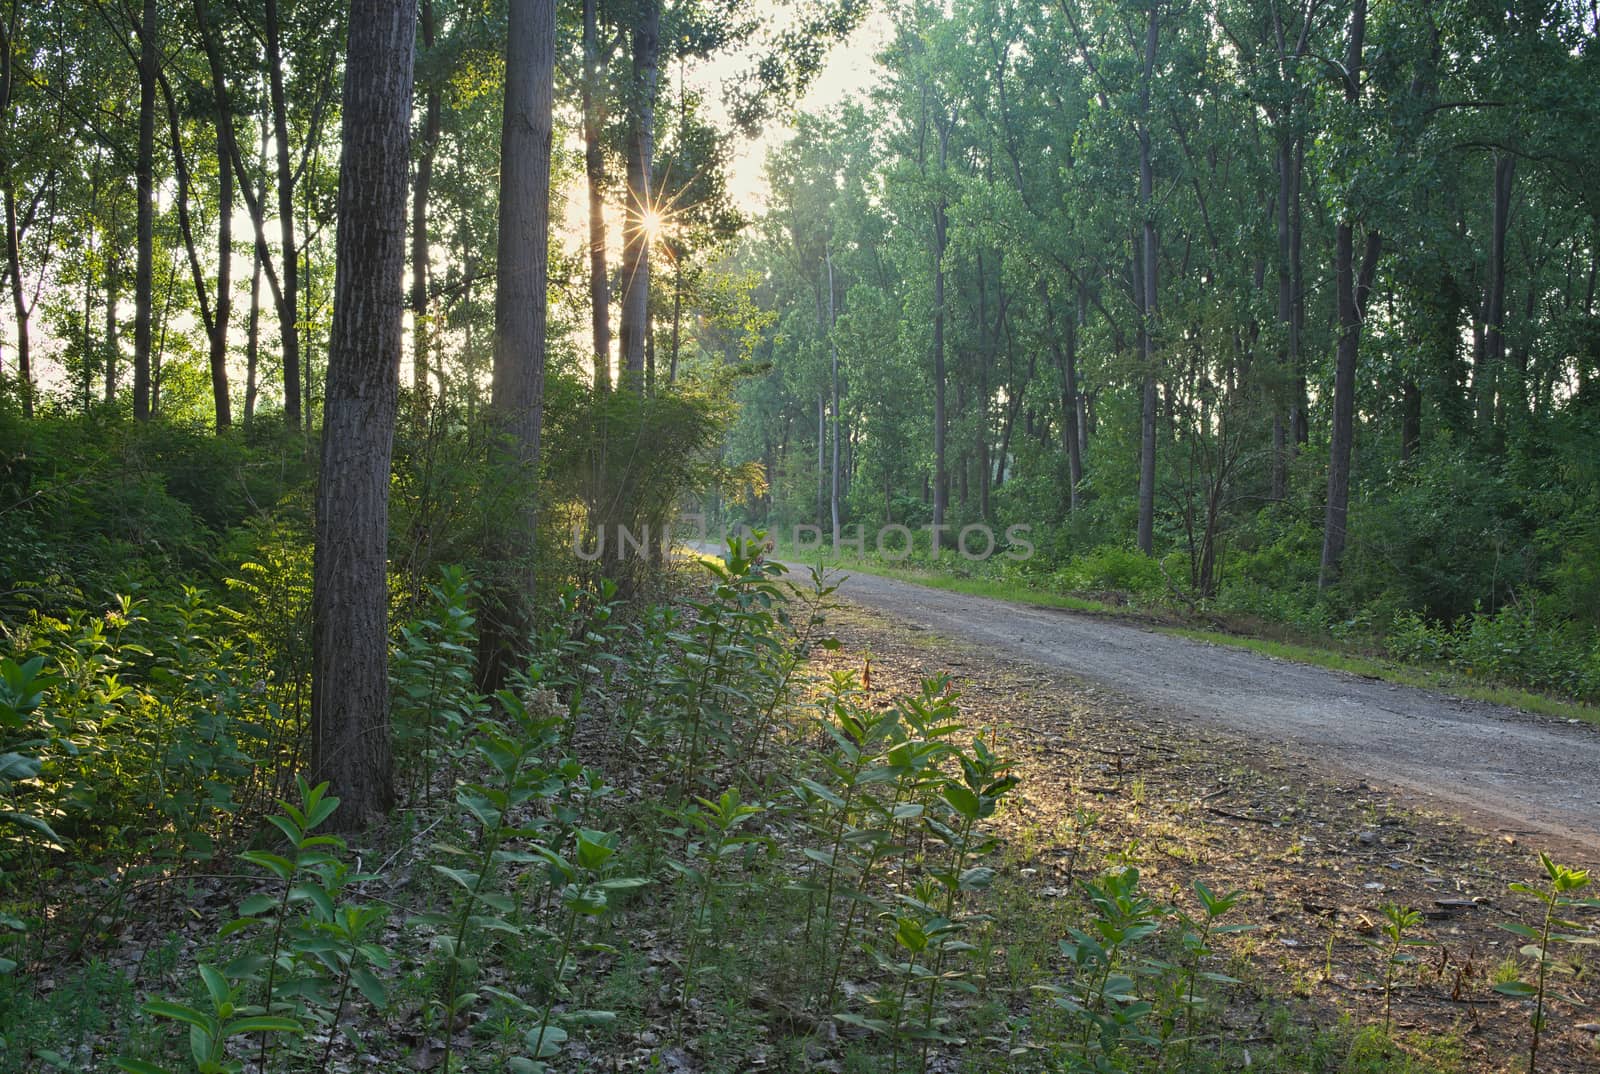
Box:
(797, 565, 1600, 858)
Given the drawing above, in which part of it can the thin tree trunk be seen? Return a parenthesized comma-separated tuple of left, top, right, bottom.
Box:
(161, 66, 234, 429)
(104, 253, 120, 404)
(817, 392, 826, 530)
(828, 246, 841, 544)
(1479, 151, 1515, 432)
(1400, 379, 1421, 461)
(191, 0, 235, 428)
(132, 0, 156, 420)
(310, 0, 417, 829)
(1320, 0, 1379, 586)
(266, 0, 302, 426)
(583, 0, 611, 392)
(1135, 3, 1160, 556)
(932, 121, 949, 542)
(246, 240, 262, 424)
(3, 180, 30, 417)
(1271, 134, 1297, 499)
(410, 0, 441, 403)
(618, 0, 659, 385)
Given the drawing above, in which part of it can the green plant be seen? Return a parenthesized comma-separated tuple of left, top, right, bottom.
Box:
(666, 787, 769, 1014)
(0, 656, 66, 867)
(1493, 853, 1599, 1073)
(1375, 904, 1426, 1033)
(114, 777, 387, 1073)
(518, 828, 645, 1072)
(1170, 880, 1250, 1057)
(391, 566, 488, 802)
(424, 689, 565, 1073)
(1039, 866, 1165, 1072)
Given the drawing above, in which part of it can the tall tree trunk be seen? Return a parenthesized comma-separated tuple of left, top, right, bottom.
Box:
(817, 393, 826, 530)
(266, 0, 302, 426)
(104, 254, 120, 404)
(618, 0, 659, 385)
(931, 122, 949, 542)
(1400, 378, 1421, 461)
(190, 0, 234, 428)
(1043, 280, 1083, 512)
(1271, 134, 1299, 499)
(411, 0, 441, 403)
(132, 0, 156, 421)
(828, 246, 841, 544)
(160, 66, 234, 429)
(3, 181, 30, 417)
(246, 240, 262, 424)
(1320, 0, 1380, 587)
(1478, 151, 1515, 432)
(583, 0, 611, 392)
(1134, 3, 1160, 555)
(310, 0, 418, 829)
(211, 112, 233, 427)
(479, 0, 556, 687)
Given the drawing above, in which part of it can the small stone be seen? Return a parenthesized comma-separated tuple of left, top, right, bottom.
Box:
(1357, 830, 1378, 846)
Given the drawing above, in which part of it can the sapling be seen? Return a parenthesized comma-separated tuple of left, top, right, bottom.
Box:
(1376, 903, 1425, 1033)
(666, 788, 769, 1015)
(523, 828, 646, 1071)
(1494, 853, 1598, 1073)
(1172, 880, 1249, 1058)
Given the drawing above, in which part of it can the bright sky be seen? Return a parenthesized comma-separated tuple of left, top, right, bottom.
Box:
(690, 9, 894, 214)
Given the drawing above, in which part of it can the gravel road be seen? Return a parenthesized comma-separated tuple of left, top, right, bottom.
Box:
(800, 565, 1600, 857)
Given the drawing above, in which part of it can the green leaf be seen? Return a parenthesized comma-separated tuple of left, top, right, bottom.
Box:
(197, 965, 230, 1010)
(237, 894, 277, 917)
(112, 1060, 172, 1074)
(222, 1015, 305, 1037)
(941, 783, 981, 821)
(351, 966, 389, 1009)
(142, 999, 214, 1031)
(526, 1024, 568, 1058)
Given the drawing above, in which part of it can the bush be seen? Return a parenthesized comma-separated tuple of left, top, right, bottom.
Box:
(1057, 544, 1164, 596)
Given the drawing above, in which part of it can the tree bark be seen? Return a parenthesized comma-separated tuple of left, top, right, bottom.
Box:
(266, 0, 302, 426)
(190, 0, 235, 428)
(3, 180, 30, 416)
(1320, 0, 1380, 587)
(1477, 151, 1515, 432)
(618, 0, 659, 386)
(104, 252, 120, 404)
(310, 0, 417, 829)
(583, 0, 611, 392)
(411, 0, 441, 403)
(828, 246, 841, 544)
(931, 119, 949, 542)
(132, 0, 156, 420)
(479, 0, 556, 688)
(1135, 3, 1160, 556)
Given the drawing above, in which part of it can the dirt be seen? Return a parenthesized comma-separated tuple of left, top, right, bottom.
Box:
(819, 567, 1600, 860)
(810, 595, 1600, 1071)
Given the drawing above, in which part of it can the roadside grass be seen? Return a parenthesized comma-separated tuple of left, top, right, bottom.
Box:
(808, 553, 1600, 729)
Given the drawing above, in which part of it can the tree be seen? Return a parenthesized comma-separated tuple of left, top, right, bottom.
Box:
(1318, 0, 1381, 586)
(309, 0, 417, 827)
(479, 0, 556, 687)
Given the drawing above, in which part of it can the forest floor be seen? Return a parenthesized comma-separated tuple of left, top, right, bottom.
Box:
(806, 565, 1600, 859)
(808, 592, 1600, 1070)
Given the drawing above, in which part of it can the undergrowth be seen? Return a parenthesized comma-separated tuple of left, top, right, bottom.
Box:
(0, 535, 1593, 1072)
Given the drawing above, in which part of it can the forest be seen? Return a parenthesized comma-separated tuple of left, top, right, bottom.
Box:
(1, 0, 1598, 1069)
